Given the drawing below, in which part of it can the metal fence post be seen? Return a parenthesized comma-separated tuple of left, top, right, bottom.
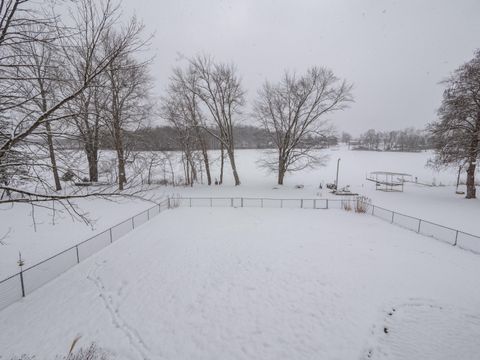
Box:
(168, 197, 171, 209)
(189, 198, 192, 207)
(417, 219, 421, 233)
(19, 271, 25, 298)
(131, 217, 135, 229)
(231, 198, 233, 207)
(280, 199, 283, 208)
(147, 209, 150, 220)
(210, 198, 213, 207)
(314, 199, 317, 209)
(300, 199, 303, 208)
(326, 199, 329, 209)
(454, 230, 459, 246)
(241, 197, 244, 207)
(372, 205, 375, 215)
(109, 228, 113, 243)
(391, 211, 395, 223)
(75, 245, 80, 263)
(261, 199, 264, 208)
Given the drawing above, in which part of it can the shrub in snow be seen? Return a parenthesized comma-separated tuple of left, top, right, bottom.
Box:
(61, 170, 76, 182)
(355, 196, 371, 213)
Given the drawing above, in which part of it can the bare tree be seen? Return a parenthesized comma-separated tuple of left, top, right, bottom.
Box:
(161, 87, 200, 186)
(253, 66, 353, 185)
(61, 0, 144, 184)
(0, 1, 61, 194)
(11, 22, 64, 190)
(428, 50, 480, 199)
(102, 30, 152, 190)
(0, 0, 153, 207)
(168, 66, 213, 185)
(340, 131, 352, 145)
(177, 55, 245, 186)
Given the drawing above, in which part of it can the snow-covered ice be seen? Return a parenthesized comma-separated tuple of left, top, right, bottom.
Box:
(1, 207, 479, 359)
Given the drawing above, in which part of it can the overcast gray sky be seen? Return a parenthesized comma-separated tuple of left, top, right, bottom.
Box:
(122, 0, 480, 136)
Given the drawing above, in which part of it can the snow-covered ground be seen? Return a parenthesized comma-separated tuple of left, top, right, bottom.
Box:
(0, 195, 167, 278)
(166, 147, 479, 234)
(1, 207, 479, 360)
(1, 147, 479, 279)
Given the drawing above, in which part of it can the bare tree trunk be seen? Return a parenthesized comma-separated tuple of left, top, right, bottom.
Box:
(277, 154, 286, 185)
(200, 141, 211, 185)
(466, 161, 477, 199)
(204, 152, 211, 185)
(219, 143, 224, 185)
(465, 128, 479, 198)
(113, 126, 127, 190)
(227, 146, 240, 186)
(44, 121, 62, 191)
(86, 147, 98, 182)
(189, 157, 197, 186)
(117, 149, 126, 190)
(186, 157, 190, 186)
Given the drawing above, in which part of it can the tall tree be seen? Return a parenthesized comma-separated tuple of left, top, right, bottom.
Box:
(178, 55, 245, 186)
(253, 66, 353, 185)
(13, 23, 64, 190)
(103, 48, 152, 190)
(169, 67, 213, 185)
(428, 50, 480, 199)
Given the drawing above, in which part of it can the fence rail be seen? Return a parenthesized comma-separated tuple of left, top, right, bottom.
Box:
(1, 196, 479, 312)
(0, 199, 170, 311)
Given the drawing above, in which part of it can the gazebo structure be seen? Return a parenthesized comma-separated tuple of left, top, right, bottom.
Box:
(366, 171, 412, 192)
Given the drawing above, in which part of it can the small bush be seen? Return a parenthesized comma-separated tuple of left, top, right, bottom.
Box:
(355, 196, 371, 213)
(151, 179, 170, 186)
(61, 170, 76, 182)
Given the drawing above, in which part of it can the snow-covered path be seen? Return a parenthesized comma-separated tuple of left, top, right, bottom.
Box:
(1, 208, 480, 359)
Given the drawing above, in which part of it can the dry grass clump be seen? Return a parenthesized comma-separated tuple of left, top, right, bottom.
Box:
(342, 200, 352, 211)
(354, 196, 371, 213)
(8, 340, 108, 360)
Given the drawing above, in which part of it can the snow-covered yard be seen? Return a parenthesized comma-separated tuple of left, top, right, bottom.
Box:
(1, 207, 479, 360)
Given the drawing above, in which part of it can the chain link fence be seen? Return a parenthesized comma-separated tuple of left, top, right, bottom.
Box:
(0, 199, 170, 311)
(369, 203, 480, 254)
(1, 196, 478, 312)
(172, 196, 348, 210)
(147, 197, 480, 256)
(172, 197, 479, 254)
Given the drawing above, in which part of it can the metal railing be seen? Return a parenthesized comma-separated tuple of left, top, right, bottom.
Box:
(0, 199, 170, 311)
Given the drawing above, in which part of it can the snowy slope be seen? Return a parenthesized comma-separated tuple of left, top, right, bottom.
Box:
(1, 208, 479, 360)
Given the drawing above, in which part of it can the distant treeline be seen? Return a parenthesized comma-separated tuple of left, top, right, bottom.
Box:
(342, 128, 432, 152)
(95, 125, 339, 151)
(59, 125, 430, 153)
